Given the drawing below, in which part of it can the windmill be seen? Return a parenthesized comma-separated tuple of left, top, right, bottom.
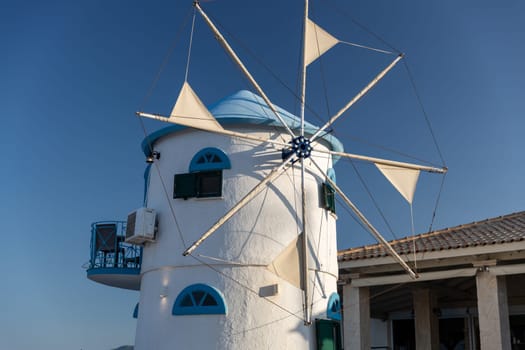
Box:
(135, 0, 447, 348)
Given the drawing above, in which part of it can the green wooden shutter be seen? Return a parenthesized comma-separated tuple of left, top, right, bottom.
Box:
(174, 173, 197, 199)
(322, 183, 336, 214)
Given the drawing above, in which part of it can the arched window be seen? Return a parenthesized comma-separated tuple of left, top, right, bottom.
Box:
(172, 284, 227, 316)
(174, 148, 231, 199)
(189, 147, 231, 172)
(327, 292, 341, 321)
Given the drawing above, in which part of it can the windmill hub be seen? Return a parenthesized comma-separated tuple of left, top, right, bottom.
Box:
(291, 136, 313, 159)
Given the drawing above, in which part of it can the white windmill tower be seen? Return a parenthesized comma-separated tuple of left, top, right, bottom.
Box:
(127, 1, 448, 349)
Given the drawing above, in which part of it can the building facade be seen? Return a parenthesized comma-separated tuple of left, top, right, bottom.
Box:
(339, 211, 525, 350)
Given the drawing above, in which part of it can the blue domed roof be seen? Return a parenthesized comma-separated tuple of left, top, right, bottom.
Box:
(141, 90, 344, 161)
(208, 90, 304, 129)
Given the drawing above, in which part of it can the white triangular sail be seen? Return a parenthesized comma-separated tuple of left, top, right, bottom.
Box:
(169, 82, 224, 131)
(305, 18, 339, 66)
(376, 164, 420, 204)
(267, 234, 304, 289)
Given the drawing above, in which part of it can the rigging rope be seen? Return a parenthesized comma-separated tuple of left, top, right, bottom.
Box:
(402, 59, 447, 167)
(184, 9, 197, 82)
(339, 40, 395, 55)
(410, 203, 417, 272)
(345, 158, 398, 239)
(227, 297, 326, 337)
(428, 172, 447, 233)
(322, 0, 402, 54)
(138, 7, 194, 111)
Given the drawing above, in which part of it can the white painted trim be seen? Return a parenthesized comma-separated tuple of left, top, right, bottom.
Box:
(490, 263, 525, 276)
(350, 267, 477, 287)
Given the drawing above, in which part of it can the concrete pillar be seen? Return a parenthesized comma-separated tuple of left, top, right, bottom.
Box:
(476, 271, 511, 350)
(413, 288, 439, 350)
(343, 284, 370, 350)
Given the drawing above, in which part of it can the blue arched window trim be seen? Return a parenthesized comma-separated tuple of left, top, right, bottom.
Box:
(133, 303, 139, 319)
(327, 292, 341, 321)
(143, 165, 151, 205)
(172, 283, 227, 316)
(327, 168, 336, 184)
(189, 147, 231, 172)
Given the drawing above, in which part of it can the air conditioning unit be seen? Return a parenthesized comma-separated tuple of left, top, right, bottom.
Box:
(125, 208, 157, 244)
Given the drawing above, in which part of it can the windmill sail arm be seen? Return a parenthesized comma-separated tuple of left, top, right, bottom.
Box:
(299, 158, 311, 324)
(299, 0, 311, 326)
(136, 111, 289, 148)
(183, 157, 293, 256)
(311, 54, 403, 142)
(299, 1, 309, 137)
(311, 159, 418, 279)
(194, 2, 296, 138)
(137, 111, 171, 123)
(316, 148, 447, 174)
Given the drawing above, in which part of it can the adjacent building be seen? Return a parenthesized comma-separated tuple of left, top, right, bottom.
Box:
(339, 211, 525, 350)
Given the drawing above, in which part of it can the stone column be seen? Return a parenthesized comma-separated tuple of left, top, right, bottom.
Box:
(413, 288, 439, 350)
(343, 284, 370, 350)
(476, 271, 511, 350)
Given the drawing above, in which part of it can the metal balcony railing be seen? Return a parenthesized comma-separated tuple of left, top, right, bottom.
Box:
(89, 221, 142, 270)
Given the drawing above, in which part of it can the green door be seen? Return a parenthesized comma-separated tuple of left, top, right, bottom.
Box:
(316, 319, 342, 350)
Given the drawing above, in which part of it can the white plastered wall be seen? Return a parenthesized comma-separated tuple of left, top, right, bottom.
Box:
(135, 126, 338, 350)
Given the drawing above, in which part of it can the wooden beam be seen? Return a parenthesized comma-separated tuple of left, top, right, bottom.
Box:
(490, 263, 525, 276)
(350, 268, 477, 287)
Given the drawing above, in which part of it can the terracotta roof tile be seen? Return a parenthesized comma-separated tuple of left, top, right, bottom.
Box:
(338, 211, 525, 262)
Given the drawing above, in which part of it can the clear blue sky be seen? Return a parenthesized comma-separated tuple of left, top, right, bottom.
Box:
(2, 0, 524, 348)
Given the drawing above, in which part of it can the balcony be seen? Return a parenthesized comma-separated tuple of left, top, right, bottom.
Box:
(86, 221, 142, 290)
